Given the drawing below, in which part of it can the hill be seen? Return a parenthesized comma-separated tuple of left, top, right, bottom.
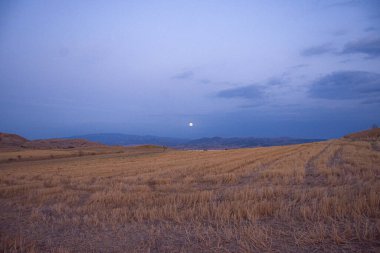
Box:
(70, 133, 324, 149)
(343, 127, 380, 141)
(69, 133, 188, 147)
(24, 138, 104, 149)
(0, 132, 104, 150)
(0, 132, 29, 149)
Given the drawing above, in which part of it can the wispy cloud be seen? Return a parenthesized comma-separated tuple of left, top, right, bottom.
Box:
(333, 29, 347, 36)
(199, 79, 211, 84)
(301, 43, 335, 57)
(341, 37, 380, 58)
(217, 84, 263, 99)
(172, 71, 194, 80)
(324, 0, 379, 10)
(309, 71, 380, 100)
(238, 101, 266, 108)
(215, 73, 291, 100)
(301, 37, 380, 59)
(325, 0, 356, 8)
(266, 76, 288, 86)
(290, 64, 309, 70)
(361, 97, 380, 104)
(364, 26, 377, 32)
(172, 71, 216, 85)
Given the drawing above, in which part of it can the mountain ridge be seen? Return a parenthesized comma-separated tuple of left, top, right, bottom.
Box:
(69, 133, 324, 149)
(3, 129, 380, 150)
(68, 133, 189, 147)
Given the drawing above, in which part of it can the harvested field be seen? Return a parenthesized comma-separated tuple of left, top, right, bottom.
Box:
(0, 139, 379, 252)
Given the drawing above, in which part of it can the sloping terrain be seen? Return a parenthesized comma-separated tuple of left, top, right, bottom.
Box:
(344, 127, 380, 141)
(0, 144, 167, 164)
(0, 133, 29, 149)
(0, 135, 379, 252)
(23, 138, 104, 149)
(0, 132, 105, 151)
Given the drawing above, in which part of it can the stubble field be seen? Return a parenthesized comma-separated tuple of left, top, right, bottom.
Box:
(0, 139, 379, 252)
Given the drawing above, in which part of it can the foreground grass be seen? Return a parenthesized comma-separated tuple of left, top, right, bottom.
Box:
(0, 140, 379, 252)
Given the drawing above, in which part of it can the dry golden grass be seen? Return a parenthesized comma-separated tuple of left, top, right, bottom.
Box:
(0, 140, 379, 252)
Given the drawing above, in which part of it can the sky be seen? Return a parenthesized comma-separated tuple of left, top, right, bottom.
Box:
(1, 0, 380, 139)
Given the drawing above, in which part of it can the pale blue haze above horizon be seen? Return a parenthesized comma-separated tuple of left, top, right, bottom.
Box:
(1, 0, 380, 139)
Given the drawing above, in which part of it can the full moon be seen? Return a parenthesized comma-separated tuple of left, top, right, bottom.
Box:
(188, 122, 194, 127)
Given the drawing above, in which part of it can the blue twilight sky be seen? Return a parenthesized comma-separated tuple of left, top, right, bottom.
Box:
(1, 0, 380, 139)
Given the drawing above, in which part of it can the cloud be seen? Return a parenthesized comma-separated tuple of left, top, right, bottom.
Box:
(333, 30, 347, 36)
(325, 0, 380, 10)
(172, 72, 215, 85)
(173, 71, 194, 80)
(290, 64, 309, 70)
(325, 0, 357, 8)
(301, 37, 380, 58)
(266, 76, 289, 86)
(364, 26, 377, 32)
(301, 43, 335, 57)
(309, 71, 380, 100)
(361, 97, 380, 104)
(215, 73, 291, 102)
(341, 37, 380, 58)
(217, 84, 263, 99)
(199, 79, 211, 84)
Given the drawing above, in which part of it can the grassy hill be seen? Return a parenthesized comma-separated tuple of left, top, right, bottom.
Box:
(0, 132, 29, 149)
(344, 127, 380, 141)
(0, 132, 104, 151)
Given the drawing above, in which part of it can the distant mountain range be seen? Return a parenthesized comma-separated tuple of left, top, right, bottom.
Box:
(69, 133, 189, 147)
(69, 133, 324, 149)
(181, 136, 324, 149)
(4, 128, 379, 151)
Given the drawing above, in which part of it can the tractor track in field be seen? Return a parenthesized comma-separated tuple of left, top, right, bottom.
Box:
(236, 144, 313, 186)
(304, 142, 332, 186)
